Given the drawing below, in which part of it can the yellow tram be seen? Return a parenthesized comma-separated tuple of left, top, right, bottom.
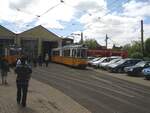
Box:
(0, 45, 21, 65)
(51, 44, 88, 68)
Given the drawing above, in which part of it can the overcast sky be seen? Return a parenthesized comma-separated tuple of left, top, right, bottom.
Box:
(0, 0, 150, 47)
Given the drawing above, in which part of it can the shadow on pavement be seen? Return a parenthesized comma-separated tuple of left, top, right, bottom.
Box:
(17, 106, 37, 113)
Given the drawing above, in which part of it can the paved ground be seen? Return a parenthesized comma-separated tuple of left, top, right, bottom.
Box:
(33, 63, 150, 113)
(92, 68, 150, 87)
(0, 69, 91, 113)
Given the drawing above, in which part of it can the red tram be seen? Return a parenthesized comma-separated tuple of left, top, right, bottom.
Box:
(87, 49, 128, 58)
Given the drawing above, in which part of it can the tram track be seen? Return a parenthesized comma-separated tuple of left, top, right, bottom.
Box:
(32, 63, 150, 113)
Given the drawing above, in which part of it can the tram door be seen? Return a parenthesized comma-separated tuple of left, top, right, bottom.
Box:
(0, 44, 4, 56)
(42, 41, 58, 61)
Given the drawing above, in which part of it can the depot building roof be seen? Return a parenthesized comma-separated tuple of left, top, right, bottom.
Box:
(18, 25, 62, 41)
(0, 25, 16, 38)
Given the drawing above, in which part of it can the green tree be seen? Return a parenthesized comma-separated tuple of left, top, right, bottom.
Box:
(83, 39, 100, 49)
(122, 41, 141, 57)
(122, 44, 131, 51)
(130, 52, 143, 59)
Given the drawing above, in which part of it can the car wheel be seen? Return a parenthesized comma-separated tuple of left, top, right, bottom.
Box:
(145, 76, 150, 80)
(118, 68, 122, 73)
(94, 65, 98, 69)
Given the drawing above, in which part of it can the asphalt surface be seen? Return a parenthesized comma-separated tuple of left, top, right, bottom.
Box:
(32, 63, 150, 113)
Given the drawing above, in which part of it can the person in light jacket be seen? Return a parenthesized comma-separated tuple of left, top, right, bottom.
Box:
(44, 53, 49, 67)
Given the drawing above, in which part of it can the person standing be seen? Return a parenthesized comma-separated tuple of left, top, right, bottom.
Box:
(15, 57, 32, 107)
(1, 59, 9, 85)
(38, 55, 43, 67)
(16, 58, 21, 65)
(32, 56, 37, 67)
(44, 53, 49, 67)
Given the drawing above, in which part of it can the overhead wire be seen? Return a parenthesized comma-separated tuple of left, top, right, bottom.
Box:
(61, 0, 122, 28)
(16, 1, 64, 18)
(76, 0, 123, 29)
(98, 0, 132, 20)
(98, 0, 121, 20)
(63, 2, 92, 16)
(62, 1, 97, 26)
(37, 3, 62, 17)
(107, 36, 122, 47)
(61, 0, 124, 40)
(14, 0, 64, 28)
(83, 0, 123, 35)
(60, 0, 134, 46)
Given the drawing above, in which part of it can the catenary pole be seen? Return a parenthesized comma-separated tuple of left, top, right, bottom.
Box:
(105, 34, 108, 49)
(141, 20, 144, 57)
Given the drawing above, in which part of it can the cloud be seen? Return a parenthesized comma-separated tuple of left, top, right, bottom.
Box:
(75, 0, 106, 12)
(0, 0, 150, 47)
(0, 0, 76, 32)
(144, 23, 150, 40)
(9, 0, 35, 10)
(122, 0, 150, 17)
(81, 14, 141, 47)
(75, 0, 150, 47)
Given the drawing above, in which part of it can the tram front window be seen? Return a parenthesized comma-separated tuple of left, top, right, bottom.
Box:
(81, 49, 87, 58)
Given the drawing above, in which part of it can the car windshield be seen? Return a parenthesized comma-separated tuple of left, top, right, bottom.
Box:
(98, 57, 107, 62)
(116, 59, 125, 64)
(109, 59, 121, 63)
(92, 57, 101, 62)
(135, 61, 146, 67)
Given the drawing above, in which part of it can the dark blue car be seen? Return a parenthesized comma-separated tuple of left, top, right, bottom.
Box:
(142, 67, 150, 80)
(108, 58, 142, 73)
(124, 61, 150, 76)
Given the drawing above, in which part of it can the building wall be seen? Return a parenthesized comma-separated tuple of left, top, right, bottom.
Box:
(21, 39, 38, 58)
(0, 37, 14, 56)
(0, 25, 62, 57)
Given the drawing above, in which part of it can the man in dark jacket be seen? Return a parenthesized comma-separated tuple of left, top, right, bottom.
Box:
(15, 57, 32, 107)
(1, 59, 9, 85)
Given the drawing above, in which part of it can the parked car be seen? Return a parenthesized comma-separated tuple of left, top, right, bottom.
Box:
(109, 56, 122, 59)
(98, 56, 122, 68)
(88, 57, 101, 66)
(124, 61, 150, 76)
(91, 57, 109, 68)
(142, 67, 150, 80)
(87, 56, 96, 61)
(99, 58, 122, 70)
(108, 58, 142, 73)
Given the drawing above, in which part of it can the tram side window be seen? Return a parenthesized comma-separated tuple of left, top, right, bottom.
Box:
(9, 49, 16, 55)
(77, 49, 81, 58)
(53, 51, 59, 56)
(72, 49, 76, 57)
(64, 49, 70, 57)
